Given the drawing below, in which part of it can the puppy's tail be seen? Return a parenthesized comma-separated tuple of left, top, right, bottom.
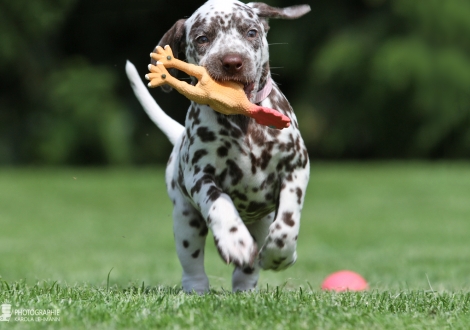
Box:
(125, 60, 184, 145)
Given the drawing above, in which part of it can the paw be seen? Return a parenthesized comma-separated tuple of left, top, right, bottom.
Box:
(232, 266, 260, 292)
(214, 225, 258, 268)
(150, 45, 175, 66)
(145, 62, 170, 88)
(258, 236, 297, 270)
(182, 273, 210, 295)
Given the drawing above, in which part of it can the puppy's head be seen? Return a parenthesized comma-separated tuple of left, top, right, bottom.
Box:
(153, 0, 310, 98)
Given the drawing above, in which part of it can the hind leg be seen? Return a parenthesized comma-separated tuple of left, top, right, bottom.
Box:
(171, 188, 210, 294)
(232, 213, 274, 292)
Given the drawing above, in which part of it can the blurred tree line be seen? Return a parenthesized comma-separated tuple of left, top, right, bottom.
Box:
(0, 0, 469, 165)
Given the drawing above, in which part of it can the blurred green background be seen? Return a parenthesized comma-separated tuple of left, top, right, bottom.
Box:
(2, 0, 469, 166)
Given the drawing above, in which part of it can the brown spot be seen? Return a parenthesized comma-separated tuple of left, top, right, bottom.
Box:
(219, 129, 230, 136)
(282, 212, 295, 227)
(243, 267, 254, 274)
(295, 187, 303, 205)
(190, 179, 203, 196)
(197, 126, 216, 142)
(180, 184, 189, 198)
(274, 238, 285, 248)
(302, 149, 309, 168)
(266, 172, 276, 185)
(217, 146, 229, 157)
(226, 159, 243, 185)
(199, 226, 208, 237)
(188, 105, 201, 126)
(230, 226, 238, 233)
(191, 249, 200, 258)
(216, 168, 227, 185)
(276, 152, 297, 172)
(207, 186, 222, 201)
(191, 149, 208, 165)
(249, 153, 257, 174)
(249, 148, 273, 174)
(260, 150, 271, 170)
(203, 164, 216, 175)
(189, 219, 201, 228)
(295, 135, 301, 151)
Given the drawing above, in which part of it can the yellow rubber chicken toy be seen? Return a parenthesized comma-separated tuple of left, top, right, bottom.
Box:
(145, 45, 290, 129)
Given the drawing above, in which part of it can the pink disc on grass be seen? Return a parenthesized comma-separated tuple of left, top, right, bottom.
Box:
(321, 270, 368, 292)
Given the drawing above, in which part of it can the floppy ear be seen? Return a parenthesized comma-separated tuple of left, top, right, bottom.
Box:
(151, 19, 186, 93)
(247, 3, 310, 32)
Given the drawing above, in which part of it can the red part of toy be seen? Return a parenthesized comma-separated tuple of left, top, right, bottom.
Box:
(248, 105, 291, 129)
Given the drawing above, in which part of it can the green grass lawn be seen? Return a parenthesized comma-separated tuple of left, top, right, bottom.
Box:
(1, 163, 469, 329)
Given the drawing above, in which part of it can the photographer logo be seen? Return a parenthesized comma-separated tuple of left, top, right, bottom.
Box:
(0, 303, 60, 322)
(0, 303, 12, 322)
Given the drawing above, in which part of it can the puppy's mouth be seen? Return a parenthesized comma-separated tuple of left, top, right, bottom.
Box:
(243, 82, 255, 99)
(204, 68, 255, 99)
(220, 79, 255, 99)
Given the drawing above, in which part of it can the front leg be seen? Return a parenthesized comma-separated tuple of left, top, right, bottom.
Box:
(259, 165, 310, 270)
(184, 169, 257, 269)
(232, 213, 273, 291)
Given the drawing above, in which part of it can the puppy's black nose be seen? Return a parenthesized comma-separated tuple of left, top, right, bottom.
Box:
(222, 54, 243, 74)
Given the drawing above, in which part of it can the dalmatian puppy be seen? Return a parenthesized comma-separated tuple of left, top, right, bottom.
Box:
(126, 0, 310, 293)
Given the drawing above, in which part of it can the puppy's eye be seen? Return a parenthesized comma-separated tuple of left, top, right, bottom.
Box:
(196, 36, 209, 44)
(247, 29, 258, 38)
